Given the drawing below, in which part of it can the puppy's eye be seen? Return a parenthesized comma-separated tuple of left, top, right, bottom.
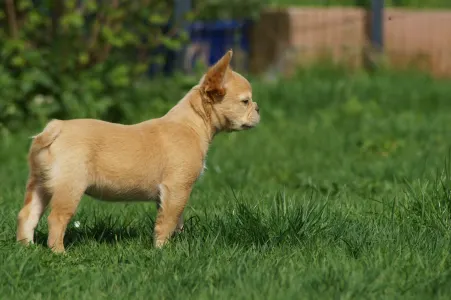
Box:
(241, 99, 249, 105)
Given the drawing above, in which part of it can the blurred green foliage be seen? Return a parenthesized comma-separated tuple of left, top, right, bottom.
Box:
(194, 0, 265, 20)
(0, 0, 190, 132)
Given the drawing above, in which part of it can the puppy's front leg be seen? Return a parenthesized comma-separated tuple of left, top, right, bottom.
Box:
(154, 184, 191, 248)
(156, 201, 184, 233)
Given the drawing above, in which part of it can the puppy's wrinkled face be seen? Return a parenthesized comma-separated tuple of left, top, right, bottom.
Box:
(214, 71, 260, 131)
(200, 50, 260, 132)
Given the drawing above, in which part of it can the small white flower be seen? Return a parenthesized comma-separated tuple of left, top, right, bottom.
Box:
(74, 221, 81, 228)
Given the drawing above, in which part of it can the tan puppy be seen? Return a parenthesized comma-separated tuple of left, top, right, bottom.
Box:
(16, 50, 260, 253)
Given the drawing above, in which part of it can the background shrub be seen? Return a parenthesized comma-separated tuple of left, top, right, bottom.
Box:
(194, 0, 264, 20)
(0, 0, 189, 131)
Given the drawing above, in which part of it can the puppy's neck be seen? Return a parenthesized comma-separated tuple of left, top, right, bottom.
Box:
(163, 86, 220, 154)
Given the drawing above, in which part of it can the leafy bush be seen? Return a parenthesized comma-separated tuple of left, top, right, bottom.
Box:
(0, 0, 189, 131)
(194, 0, 265, 21)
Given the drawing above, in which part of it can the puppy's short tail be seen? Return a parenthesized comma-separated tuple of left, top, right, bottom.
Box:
(30, 119, 63, 155)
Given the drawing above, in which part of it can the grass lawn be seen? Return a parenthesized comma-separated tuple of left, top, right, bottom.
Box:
(1, 67, 451, 299)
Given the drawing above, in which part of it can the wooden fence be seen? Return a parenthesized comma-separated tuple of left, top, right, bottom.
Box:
(249, 7, 451, 77)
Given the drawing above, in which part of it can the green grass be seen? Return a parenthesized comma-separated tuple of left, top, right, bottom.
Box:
(2, 66, 451, 299)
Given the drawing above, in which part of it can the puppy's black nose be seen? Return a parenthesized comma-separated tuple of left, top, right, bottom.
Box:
(255, 104, 260, 113)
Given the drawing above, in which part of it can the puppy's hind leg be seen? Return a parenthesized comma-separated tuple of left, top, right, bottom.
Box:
(154, 183, 191, 248)
(47, 184, 85, 254)
(17, 177, 51, 245)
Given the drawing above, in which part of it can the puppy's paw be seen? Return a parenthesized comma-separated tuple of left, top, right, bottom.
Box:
(50, 247, 67, 255)
(154, 239, 166, 249)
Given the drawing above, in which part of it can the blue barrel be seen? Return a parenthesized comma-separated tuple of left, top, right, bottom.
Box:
(184, 19, 252, 72)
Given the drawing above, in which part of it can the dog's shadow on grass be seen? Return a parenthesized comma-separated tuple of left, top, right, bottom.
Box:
(33, 219, 153, 249)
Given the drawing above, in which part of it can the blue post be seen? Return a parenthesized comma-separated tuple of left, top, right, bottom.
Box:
(371, 0, 384, 53)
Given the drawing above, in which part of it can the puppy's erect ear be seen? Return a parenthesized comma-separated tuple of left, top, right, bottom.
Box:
(201, 50, 233, 99)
